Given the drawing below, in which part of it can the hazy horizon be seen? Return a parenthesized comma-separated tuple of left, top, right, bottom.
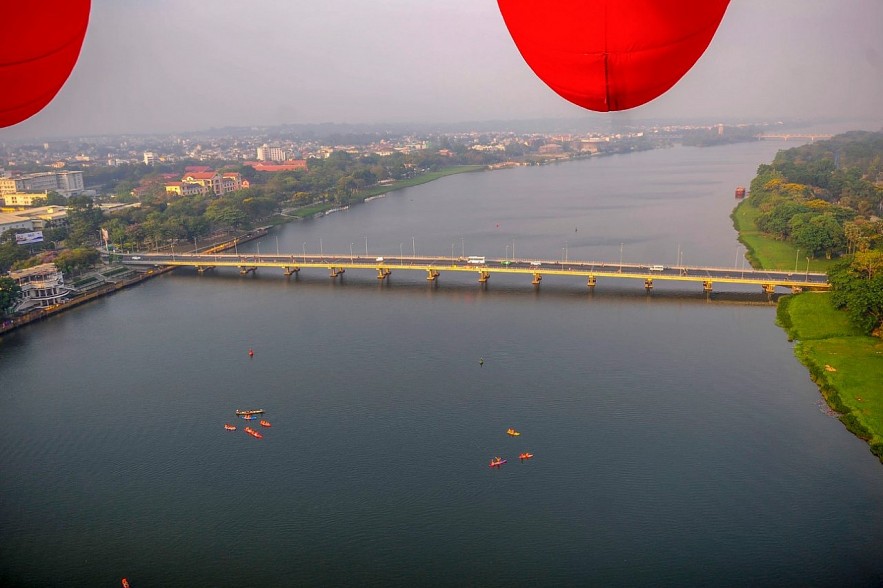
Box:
(2, 0, 882, 141)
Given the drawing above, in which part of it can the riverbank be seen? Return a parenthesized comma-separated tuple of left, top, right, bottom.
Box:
(271, 165, 485, 222)
(0, 227, 269, 337)
(777, 293, 883, 462)
(733, 199, 883, 463)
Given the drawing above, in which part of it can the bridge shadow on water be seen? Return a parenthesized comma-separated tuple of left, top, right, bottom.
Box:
(163, 266, 781, 308)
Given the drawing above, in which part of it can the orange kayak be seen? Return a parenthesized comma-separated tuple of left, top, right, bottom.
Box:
(224, 424, 237, 431)
(259, 420, 272, 427)
(244, 426, 263, 439)
(519, 453, 534, 460)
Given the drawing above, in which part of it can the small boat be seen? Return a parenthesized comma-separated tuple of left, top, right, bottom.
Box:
(235, 409, 265, 416)
(239, 414, 257, 420)
(244, 426, 263, 439)
(259, 420, 272, 427)
(519, 452, 534, 460)
(122, 579, 130, 588)
(224, 423, 237, 431)
(506, 428, 521, 437)
(489, 457, 507, 467)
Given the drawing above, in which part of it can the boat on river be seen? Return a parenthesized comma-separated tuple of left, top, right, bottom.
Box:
(506, 428, 521, 437)
(489, 457, 507, 467)
(519, 452, 534, 460)
(259, 420, 272, 428)
(224, 423, 237, 431)
(236, 409, 264, 416)
(244, 426, 263, 439)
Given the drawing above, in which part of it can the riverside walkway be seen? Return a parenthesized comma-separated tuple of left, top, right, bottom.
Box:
(120, 252, 830, 293)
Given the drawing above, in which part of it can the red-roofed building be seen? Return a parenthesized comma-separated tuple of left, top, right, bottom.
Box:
(244, 160, 307, 172)
(184, 166, 212, 174)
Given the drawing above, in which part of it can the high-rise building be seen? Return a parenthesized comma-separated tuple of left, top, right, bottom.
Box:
(257, 145, 286, 162)
(144, 151, 157, 165)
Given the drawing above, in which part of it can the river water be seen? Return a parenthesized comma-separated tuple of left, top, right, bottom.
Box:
(2, 142, 882, 587)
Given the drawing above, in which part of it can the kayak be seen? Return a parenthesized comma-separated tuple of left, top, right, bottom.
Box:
(489, 458, 508, 467)
(224, 424, 237, 431)
(519, 453, 534, 460)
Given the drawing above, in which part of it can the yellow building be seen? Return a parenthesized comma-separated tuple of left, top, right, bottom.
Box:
(1, 192, 49, 207)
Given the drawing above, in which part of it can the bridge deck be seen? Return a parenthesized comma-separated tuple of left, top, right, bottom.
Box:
(119, 252, 829, 293)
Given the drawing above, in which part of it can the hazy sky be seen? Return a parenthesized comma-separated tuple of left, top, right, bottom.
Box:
(3, 0, 882, 139)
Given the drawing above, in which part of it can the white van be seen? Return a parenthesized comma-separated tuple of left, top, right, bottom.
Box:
(650, 265, 664, 271)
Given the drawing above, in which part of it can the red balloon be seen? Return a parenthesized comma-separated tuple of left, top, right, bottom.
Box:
(498, 0, 730, 112)
(0, 1, 91, 128)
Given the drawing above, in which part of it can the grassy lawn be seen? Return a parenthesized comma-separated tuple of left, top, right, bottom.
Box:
(779, 292, 883, 462)
(358, 165, 485, 198)
(278, 166, 486, 220)
(732, 200, 833, 273)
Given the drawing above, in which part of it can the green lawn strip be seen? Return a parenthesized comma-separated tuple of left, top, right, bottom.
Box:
(780, 292, 883, 462)
(731, 200, 833, 273)
(795, 336, 883, 461)
(358, 165, 485, 197)
(778, 291, 862, 341)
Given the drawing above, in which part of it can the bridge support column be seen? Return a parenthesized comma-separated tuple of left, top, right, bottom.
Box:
(478, 271, 490, 283)
(329, 267, 345, 278)
(645, 278, 653, 290)
(587, 275, 596, 288)
(377, 268, 391, 280)
(532, 273, 542, 285)
(703, 281, 713, 292)
(196, 266, 215, 274)
(239, 266, 256, 275)
(426, 269, 439, 281)
(283, 266, 300, 276)
(791, 285, 803, 294)
(762, 284, 776, 294)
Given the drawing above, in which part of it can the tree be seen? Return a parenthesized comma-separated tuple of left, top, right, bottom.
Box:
(0, 276, 22, 316)
(829, 253, 883, 335)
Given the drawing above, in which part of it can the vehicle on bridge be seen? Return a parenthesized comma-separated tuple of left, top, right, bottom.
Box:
(467, 256, 486, 264)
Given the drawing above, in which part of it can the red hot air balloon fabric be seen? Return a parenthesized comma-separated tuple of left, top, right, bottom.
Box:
(497, 0, 730, 112)
(0, 1, 91, 128)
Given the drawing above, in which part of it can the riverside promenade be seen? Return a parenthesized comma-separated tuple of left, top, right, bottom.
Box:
(0, 227, 269, 336)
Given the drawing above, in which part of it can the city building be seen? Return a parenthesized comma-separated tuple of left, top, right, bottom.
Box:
(0, 212, 35, 236)
(12, 206, 69, 230)
(1, 191, 49, 207)
(8, 263, 71, 312)
(244, 160, 307, 172)
(257, 145, 286, 162)
(0, 170, 85, 197)
(165, 170, 242, 196)
(144, 151, 157, 165)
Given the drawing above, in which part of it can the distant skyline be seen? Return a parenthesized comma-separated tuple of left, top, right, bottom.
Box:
(3, 0, 882, 140)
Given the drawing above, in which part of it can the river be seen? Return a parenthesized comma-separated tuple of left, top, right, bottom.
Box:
(2, 142, 882, 587)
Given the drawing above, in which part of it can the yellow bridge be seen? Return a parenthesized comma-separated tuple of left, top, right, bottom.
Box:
(120, 252, 830, 294)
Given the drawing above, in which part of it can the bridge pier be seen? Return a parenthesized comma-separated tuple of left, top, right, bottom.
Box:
(587, 275, 596, 288)
(532, 273, 542, 285)
(791, 285, 803, 294)
(283, 266, 300, 276)
(377, 268, 391, 280)
(329, 267, 345, 278)
(478, 271, 490, 283)
(645, 278, 653, 290)
(239, 266, 256, 275)
(426, 269, 439, 281)
(196, 265, 215, 274)
(703, 280, 713, 292)
(762, 284, 776, 294)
